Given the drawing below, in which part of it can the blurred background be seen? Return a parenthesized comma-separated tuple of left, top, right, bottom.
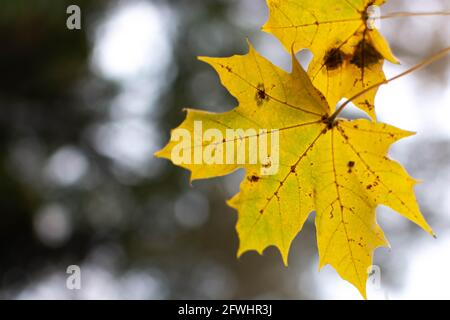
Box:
(0, 0, 449, 300)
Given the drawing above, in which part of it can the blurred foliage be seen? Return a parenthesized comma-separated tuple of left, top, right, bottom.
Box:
(0, 0, 448, 299)
(0, 0, 310, 299)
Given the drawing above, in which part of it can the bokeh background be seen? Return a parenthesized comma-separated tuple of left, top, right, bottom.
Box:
(0, 0, 449, 300)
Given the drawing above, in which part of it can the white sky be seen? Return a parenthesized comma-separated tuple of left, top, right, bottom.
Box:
(18, 0, 450, 300)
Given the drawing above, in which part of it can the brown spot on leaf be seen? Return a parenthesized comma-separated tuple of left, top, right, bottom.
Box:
(262, 160, 272, 168)
(247, 175, 260, 183)
(324, 48, 346, 70)
(255, 83, 270, 106)
(348, 161, 355, 173)
(350, 40, 382, 68)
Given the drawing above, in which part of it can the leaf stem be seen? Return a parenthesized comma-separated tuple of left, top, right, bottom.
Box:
(328, 46, 450, 124)
(380, 11, 450, 20)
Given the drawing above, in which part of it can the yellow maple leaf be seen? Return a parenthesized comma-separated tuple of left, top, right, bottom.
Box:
(155, 44, 433, 298)
(263, 0, 398, 119)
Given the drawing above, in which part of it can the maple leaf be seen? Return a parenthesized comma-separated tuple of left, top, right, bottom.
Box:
(155, 44, 433, 298)
(263, 0, 398, 119)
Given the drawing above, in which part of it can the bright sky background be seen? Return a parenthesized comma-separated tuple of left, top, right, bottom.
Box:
(17, 0, 450, 300)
